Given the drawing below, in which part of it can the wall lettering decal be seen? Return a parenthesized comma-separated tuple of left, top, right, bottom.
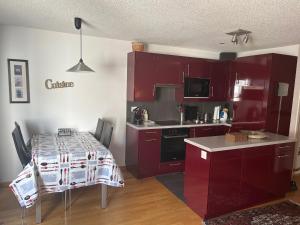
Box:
(45, 79, 74, 89)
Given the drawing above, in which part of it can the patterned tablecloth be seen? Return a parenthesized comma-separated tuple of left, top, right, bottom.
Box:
(9, 132, 124, 208)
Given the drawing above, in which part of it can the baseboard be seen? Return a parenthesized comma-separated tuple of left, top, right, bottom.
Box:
(0, 181, 10, 188)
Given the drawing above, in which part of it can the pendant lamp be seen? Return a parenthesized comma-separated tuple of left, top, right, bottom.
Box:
(67, 17, 94, 72)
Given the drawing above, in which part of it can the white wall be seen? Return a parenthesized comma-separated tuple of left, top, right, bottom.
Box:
(0, 25, 219, 182)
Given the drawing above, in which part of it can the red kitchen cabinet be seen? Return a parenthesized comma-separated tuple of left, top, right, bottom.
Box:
(228, 54, 297, 136)
(127, 52, 157, 101)
(175, 58, 214, 103)
(155, 54, 184, 85)
(189, 126, 229, 138)
(184, 142, 295, 219)
(240, 146, 274, 208)
(184, 58, 212, 78)
(229, 121, 265, 132)
(229, 55, 270, 124)
(207, 150, 242, 217)
(126, 126, 161, 178)
(210, 61, 229, 101)
(184, 144, 211, 217)
(265, 54, 297, 136)
(272, 143, 294, 196)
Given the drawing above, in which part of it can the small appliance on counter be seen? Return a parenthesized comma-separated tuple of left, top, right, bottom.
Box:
(130, 107, 144, 125)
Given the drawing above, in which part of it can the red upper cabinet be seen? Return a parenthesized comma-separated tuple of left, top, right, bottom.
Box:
(155, 54, 184, 85)
(184, 58, 212, 78)
(229, 55, 271, 124)
(127, 52, 157, 101)
(211, 61, 229, 101)
(127, 52, 185, 101)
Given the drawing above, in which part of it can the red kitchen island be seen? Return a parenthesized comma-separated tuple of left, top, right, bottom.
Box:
(183, 133, 295, 219)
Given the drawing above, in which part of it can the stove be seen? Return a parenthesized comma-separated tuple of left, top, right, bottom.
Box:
(155, 120, 181, 126)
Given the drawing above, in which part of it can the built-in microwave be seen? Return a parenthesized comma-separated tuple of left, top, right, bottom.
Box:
(184, 77, 211, 98)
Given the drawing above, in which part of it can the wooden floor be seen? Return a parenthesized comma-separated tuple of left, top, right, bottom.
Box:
(0, 170, 300, 225)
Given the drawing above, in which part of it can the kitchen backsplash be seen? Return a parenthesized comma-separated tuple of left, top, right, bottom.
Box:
(127, 87, 232, 122)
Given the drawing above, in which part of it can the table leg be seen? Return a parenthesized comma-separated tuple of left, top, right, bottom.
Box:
(101, 184, 107, 208)
(36, 196, 41, 224)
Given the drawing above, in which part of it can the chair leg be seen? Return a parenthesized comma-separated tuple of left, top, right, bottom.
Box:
(64, 190, 67, 211)
(68, 189, 72, 208)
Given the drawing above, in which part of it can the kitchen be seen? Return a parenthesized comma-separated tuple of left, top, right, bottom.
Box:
(126, 50, 299, 221)
(1, 1, 300, 225)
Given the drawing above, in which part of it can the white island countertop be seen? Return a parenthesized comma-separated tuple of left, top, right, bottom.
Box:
(184, 132, 295, 152)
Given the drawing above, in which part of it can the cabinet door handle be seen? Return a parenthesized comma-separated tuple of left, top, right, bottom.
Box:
(235, 72, 238, 81)
(182, 72, 185, 83)
(145, 131, 157, 134)
(278, 145, 292, 149)
(276, 154, 290, 158)
(152, 85, 155, 96)
(202, 128, 212, 130)
(163, 135, 189, 139)
(169, 163, 182, 166)
(211, 86, 214, 97)
(187, 64, 190, 76)
(144, 139, 158, 142)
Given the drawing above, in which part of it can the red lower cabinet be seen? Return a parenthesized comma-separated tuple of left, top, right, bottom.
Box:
(207, 150, 241, 217)
(189, 125, 229, 138)
(184, 144, 211, 217)
(126, 126, 161, 178)
(272, 143, 294, 196)
(240, 146, 275, 208)
(184, 142, 294, 219)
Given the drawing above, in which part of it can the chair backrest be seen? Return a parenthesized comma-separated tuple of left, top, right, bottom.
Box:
(14, 122, 27, 148)
(12, 127, 31, 168)
(94, 118, 104, 141)
(100, 121, 113, 148)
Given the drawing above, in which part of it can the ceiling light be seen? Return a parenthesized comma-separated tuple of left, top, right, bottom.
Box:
(231, 34, 238, 45)
(243, 33, 249, 43)
(67, 17, 94, 72)
(226, 29, 251, 45)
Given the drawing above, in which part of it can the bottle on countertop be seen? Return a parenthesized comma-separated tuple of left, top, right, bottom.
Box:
(178, 104, 184, 124)
(143, 109, 149, 122)
(220, 107, 228, 123)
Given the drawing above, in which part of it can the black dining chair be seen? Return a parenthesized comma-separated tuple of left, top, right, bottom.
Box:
(12, 127, 31, 168)
(94, 118, 104, 141)
(14, 122, 31, 158)
(99, 121, 113, 148)
(12, 123, 32, 224)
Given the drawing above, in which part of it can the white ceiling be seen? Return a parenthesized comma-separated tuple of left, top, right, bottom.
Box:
(0, 0, 300, 52)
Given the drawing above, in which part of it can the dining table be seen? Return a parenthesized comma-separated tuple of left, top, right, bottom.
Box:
(9, 132, 124, 224)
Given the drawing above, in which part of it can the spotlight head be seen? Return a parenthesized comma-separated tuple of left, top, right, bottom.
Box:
(243, 33, 249, 43)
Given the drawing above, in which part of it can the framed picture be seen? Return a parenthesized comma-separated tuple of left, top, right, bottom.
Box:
(7, 59, 30, 103)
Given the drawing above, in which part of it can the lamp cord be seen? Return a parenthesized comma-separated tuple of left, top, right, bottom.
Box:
(80, 28, 82, 60)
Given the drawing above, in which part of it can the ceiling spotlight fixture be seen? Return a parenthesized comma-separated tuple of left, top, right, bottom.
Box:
(243, 33, 249, 43)
(226, 29, 251, 45)
(231, 34, 238, 45)
(67, 17, 94, 72)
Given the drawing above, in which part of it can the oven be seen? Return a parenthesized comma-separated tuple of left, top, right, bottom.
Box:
(160, 128, 189, 162)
